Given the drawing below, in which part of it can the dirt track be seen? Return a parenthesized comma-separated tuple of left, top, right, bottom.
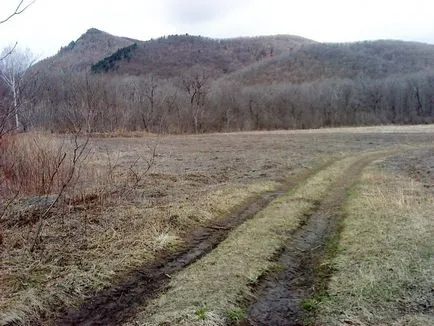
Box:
(55, 161, 335, 326)
(243, 153, 387, 326)
(55, 149, 424, 326)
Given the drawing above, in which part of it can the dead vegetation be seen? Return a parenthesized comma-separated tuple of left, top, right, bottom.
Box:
(0, 127, 433, 325)
(127, 152, 391, 325)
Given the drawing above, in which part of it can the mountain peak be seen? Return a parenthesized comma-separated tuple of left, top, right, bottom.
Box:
(77, 28, 109, 41)
(85, 27, 105, 35)
(33, 28, 136, 73)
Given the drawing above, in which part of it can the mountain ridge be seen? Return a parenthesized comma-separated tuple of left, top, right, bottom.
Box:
(32, 28, 434, 86)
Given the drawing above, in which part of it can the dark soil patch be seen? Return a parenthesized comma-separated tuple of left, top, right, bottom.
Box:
(53, 161, 335, 326)
(381, 148, 434, 193)
(242, 153, 386, 326)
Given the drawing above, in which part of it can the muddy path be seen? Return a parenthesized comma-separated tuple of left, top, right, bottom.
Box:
(54, 161, 335, 326)
(243, 153, 386, 326)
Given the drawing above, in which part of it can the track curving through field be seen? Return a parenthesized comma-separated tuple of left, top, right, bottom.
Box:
(55, 150, 402, 326)
(54, 160, 336, 326)
(243, 152, 388, 326)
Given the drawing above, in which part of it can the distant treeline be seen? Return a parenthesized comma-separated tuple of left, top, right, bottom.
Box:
(4, 69, 432, 134)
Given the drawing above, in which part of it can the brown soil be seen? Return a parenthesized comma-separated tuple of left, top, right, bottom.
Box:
(242, 152, 387, 326)
(54, 161, 334, 326)
(381, 148, 434, 193)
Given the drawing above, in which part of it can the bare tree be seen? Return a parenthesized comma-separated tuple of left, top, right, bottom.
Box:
(182, 71, 209, 134)
(0, 1, 34, 137)
(0, 46, 37, 131)
(133, 75, 159, 132)
(0, 1, 35, 244)
(209, 81, 241, 131)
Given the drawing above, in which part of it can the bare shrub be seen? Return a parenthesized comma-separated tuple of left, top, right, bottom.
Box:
(0, 132, 79, 196)
(74, 141, 158, 208)
(0, 131, 89, 249)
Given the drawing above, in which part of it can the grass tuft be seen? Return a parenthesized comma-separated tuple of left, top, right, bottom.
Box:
(195, 305, 208, 321)
(301, 298, 320, 312)
(226, 307, 246, 323)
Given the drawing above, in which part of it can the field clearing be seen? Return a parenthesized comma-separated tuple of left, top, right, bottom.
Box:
(224, 124, 434, 135)
(1, 126, 434, 325)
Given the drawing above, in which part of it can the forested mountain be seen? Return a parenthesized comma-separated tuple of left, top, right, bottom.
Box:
(32, 29, 314, 78)
(3, 28, 434, 133)
(90, 34, 314, 77)
(227, 40, 434, 85)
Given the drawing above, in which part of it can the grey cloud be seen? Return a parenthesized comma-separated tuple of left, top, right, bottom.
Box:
(163, 0, 248, 25)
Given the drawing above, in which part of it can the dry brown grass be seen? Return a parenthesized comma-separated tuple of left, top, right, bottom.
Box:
(0, 180, 280, 324)
(0, 132, 80, 196)
(0, 176, 278, 325)
(224, 124, 434, 136)
(126, 154, 373, 325)
(317, 159, 434, 325)
(1, 128, 434, 325)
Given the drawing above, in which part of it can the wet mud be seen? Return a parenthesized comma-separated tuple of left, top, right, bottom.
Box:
(54, 162, 334, 325)
(243, 153, 385, 326)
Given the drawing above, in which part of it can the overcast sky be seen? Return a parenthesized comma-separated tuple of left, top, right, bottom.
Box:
(1, 0, 433, 59)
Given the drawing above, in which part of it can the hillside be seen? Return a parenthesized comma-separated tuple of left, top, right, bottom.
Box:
(225, 40, 434, 85)
(32, 28, 135, 73)
(30, 30, 314, 77)
(90, 34, 315, 78)
(31, 29, 434, 83)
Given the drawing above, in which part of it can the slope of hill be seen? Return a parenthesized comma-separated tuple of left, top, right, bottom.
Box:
(90, 34, 315, 78)
(32, 28, 135, 73)
(225, 40, 434, 85)
(32, 28, 434, 84)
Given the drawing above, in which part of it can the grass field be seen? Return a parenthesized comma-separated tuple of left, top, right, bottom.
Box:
(316, 152, 434, 326)
(1, 125, 433, 325)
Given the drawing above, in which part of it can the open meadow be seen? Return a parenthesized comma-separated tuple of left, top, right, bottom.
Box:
(2, 2, 434, 325)
(1, 125, 433, 325)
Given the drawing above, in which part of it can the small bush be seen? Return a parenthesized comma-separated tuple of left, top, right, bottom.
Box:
(301, 298, 320, 311)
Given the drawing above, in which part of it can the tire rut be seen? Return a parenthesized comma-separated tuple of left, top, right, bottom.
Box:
(243, 153, 386, 326)
(53, 161, 334, 326)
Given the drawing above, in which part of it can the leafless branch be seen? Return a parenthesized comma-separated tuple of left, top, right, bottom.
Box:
(30, 132, 90, 252)
(0, 0, 34, 25)
(0, 104, 16, 138)
(0, 42, 17, 61)
(127, 142, 158, 187)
